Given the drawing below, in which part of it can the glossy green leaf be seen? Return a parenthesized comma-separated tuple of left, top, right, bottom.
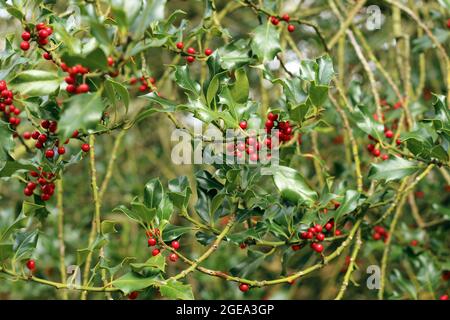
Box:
(369, 157, 422, 182)
(251, 23, 281, 62)
(9, 70, 62, 97)
(112, 272, 159, 295)
(159, 280, 194, 300)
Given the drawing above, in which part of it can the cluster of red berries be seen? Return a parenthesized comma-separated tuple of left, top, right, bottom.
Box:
(226, 133, 263, 162)
(23, 168, 56, 201)
(297, 221, 336, 253)
(367, 132, 400, 161)
(264, 112, 294, 142)
(146, 229, 180, 262)
(20, 22, 53, 51)
(372, 225, 389, 242)
(60, 62, 90, 94)
(175, 42, 213, 63)
(0, 80, 21, 127)
(130, 75, 156, 93)
(270, 14, 295, 33)
(23, 122, 89, 155)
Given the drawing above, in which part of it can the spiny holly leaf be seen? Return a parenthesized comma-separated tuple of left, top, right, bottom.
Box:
(217, 39, 252, 69)
(369, 156, 422, 182)
(104, 78, 130, 111)
(58, 93, 104, 140)
(130, 254, 166, 274)
(167, 176, 192, 209)
(159, 279, 194, 300)
(13, 230, 39, 261)
(0, 160, 36, 178)
(271, 165, 318, 205)
(331, 190, 361, 223)
(9, 70, 62, 97)
(251, 22, 281, 62)
(112, 272, 159, 295)
(172, 65, 201, 98)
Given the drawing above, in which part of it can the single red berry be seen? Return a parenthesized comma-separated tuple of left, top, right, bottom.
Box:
(176, 42, 184, 50)
(268, 112, 278, 121)
(314, 224, 323, 233)
(324, 222, 333, 231)
(205, 48, 213, 56)
(38, 134, 47, 143)
(46, 27, 53, 35)
(171, 240, 180, 250)
(410, 239, 418, 247)
(373, 232, 381, 240)
(239, 121, 247, 130)
(239, 283, 249, 292)
(372, 149, 381, 157)
(447, 18, 450, 29)
(291, 244, 301, 251)
(130, 77, 137, 85)
(128, 291, 139, 300)
(81, 143, 90, 152)
(282, 14, 290, 22)
(66, 84, 76, 93)
(36, 22, 46, 30)
(72, 130, 79, 138)
(186, 56, 195, 63)
(316, 233, 325, 241)
(38, 38, 48, 46)
(265, 119, 274, 129)
(38, 29, 49, 38)
(381, 154, 389, 161)
(312, 243, 324, 253)
(45, 149, 54, 158)
(23, 131, 32, 140)
(42, 52, 52, 60)
(27, 182, 36, 190)
(385, 130, 394, 139)
(58, 146, 66, 155)
(148, 238, 156, 247)
(76, 83, 89, 94)
(107, 57, 114, 66)
(24, 187, 33, 196)
(335, 229, 342, 236)
(151, 248, 160, 256)
(41, 120, 50, 129)
(396, 139, 401, 146)
(49, 121, 57, 133)
(20, 41, 30, 51)
(239, 243, 247, 249)
(287, 24, 295, 32)
(26, 259, 36, 271)
(187, 47, 196, 55)
(169, 253, 178, 262)
(21, 31, 31, 41)
(440, 295, 449, 300)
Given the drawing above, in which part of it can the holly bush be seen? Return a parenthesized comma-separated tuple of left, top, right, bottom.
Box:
(0, 0, 449, 301)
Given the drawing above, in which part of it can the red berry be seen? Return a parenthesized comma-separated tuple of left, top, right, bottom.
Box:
(239, 283, 249, 292)
(76, 83, 89, 94)
(23, 131, 32, 140)
(440, 295, 448, 300)
(21, 31, 31, 41)
(24, 188, 33, 196)
(282, 14, 290, 22)
(151, 248, 160, 256)
(324, 223, 333, 231)
(268, 112, 278, 121)
(169, 253, 178, 262)
(373, 232, 381, 240)
(239, 121, 247, 130)
(335, 229, 342, 236)
(447, 19, 450, 29)
(26, 259, 36, 271)
(314, 224, 323, 233)
(38, 38, 48, 46)
(312, 243, 324, 253)
(385, 130, 394, 138)
(36, 22, 46, 30)
(66, 84, 76, 93)
(46, 27, 53, 35)
(176, 42, 184, 50)
(27, 182, 36, 190)
(396, 139, 401, 146)
(316, 233, 325, 241)
(58, 146, 66, 155)
(41, 120, 50, 129)
(107, 57, 114, 66)
(130, 77, 137, 85)
(381, 154, 389, 161)
(38, 29, 49, 38)
(187, 47, 196, 54)
(186, 56, 195, 63)
(205, 48, 213, 56)
(45, 149, 54, 158)
(72, 130, 79, 138)
(81, 143, 90, 152)
(367, 144, 375, 152)
(148, 238, 156, 247)
(128, 291, 139, 300)
(171, 240, 180, 250)
(239, 243, 247, 249)
(410, 239, 418, 247)
(291, 244, 301, 251)
(372, 149, 381, 157)
(20, 41, 30, 51)
(287, 24, 295, 32)
(38, 134, 47, 143)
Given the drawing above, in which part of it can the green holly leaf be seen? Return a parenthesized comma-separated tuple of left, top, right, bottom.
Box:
(369, 156, 422, 182)
(159, 279, 194, 300)
(58, 93, 104, 140)
(130, 254, 166, 274)
(271, 165, 318, 205)
(251, 22, 281, 62)
(9, 70, 62, 97)
(13, 230, 39, 262)
(104, 78, 130, 111)
(167, 176, 192, 210)
(112, 272, 159, 295)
